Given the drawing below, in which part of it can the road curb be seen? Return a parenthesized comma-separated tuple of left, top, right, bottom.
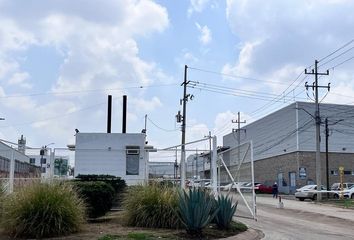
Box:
(222, 228, 264, 240)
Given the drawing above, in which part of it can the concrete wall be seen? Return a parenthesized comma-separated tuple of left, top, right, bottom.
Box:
(0, 141, 29, 163)
(75, 133, 146, 185)
(0, 142, 40, 179)
(253, 151, 354, 193)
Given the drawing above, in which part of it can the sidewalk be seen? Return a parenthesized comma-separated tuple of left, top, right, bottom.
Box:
(255, 195, 354, 222)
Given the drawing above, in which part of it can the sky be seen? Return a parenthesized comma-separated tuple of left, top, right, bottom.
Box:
(1, 0, 354, 162)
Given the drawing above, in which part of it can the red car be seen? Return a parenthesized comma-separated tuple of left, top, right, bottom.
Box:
(256, 184, 273, 194)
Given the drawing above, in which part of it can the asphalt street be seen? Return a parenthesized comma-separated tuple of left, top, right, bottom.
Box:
(230, 193, 354, 240)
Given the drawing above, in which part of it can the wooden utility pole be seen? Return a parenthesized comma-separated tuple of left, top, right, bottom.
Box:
(178, 65, 193, 189)
(305, 60, 330, 201)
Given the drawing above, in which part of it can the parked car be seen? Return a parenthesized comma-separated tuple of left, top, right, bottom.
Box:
(333, 185, 354, 199)
(330, 182, 354, 191)
(240, 182, 261, 192)
(257, 184, 273, 194)
(295, 185, 326, 201)
(343, 185, 354, 199)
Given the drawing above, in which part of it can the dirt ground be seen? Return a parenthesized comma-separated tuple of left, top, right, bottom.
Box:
(0, 211, 245, 240)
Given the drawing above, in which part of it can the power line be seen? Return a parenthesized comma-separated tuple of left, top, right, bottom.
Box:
(318, 39, 354, 62)
(318, 45, 354, 68)
(327, 55, 354, 70)
(188, 66, 290, 85)
(0, 83, 179, 100)
(147, 117, 178, 132)
(0, 101, 107, 128)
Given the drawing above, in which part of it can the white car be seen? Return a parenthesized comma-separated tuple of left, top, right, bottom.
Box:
(342, 185, 354, 199)
(295, 185, 325, 201)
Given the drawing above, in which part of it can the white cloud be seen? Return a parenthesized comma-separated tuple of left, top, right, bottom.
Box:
(226, 0, 354, 74)
(222, 41, 260, 78)
(8, 72, 32, 88)
(188, 0, 210, 16)
(0, 19, 37, 51)
(131, 96, 163, 112)
(224, 0, 354, 107)
(0, 0, 171, 147)
(195, 23, 212, 45)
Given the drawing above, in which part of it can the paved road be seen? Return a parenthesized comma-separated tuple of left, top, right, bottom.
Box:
(230, 193, 354, 240)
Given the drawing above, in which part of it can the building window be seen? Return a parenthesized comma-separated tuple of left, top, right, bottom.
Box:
(344, 170, 351, 175)
(41, 167, 46, 173)
(126, 146, 140, 175)
(30, 158, 36, 164)
(331, 170, 338, 176)
(41, 158, 46, 164)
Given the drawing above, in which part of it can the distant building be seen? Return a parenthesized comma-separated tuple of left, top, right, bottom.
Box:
(0, 141, 41, 180)
(28, 148, 52, 178)
(186, 154, 209, 179)
(223, 101, 354, 193)
(54, 157, 69, 176)
(74, 133, 150, 185)
(148, 161, 176, 179)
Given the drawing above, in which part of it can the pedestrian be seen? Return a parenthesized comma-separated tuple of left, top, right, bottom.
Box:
(272, 182, 278, 198)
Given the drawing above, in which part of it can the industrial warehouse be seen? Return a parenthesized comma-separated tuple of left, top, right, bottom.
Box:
(223, 101, 354, 193)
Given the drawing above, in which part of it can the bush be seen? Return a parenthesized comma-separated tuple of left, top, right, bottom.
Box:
(1, 182, 85, 238)
(177, 188, 218, 236)
(123, 184, 180, 229)
(75, 174, 126, 193)
(214, 194, 237, 229)
(73, 181, 115, 218)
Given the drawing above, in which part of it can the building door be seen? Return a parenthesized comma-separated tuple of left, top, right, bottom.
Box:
(289, 172, 296, 194)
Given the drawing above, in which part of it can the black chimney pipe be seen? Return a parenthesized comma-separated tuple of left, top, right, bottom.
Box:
(122, 95, 127, 133)
(107, 95, 112, 133)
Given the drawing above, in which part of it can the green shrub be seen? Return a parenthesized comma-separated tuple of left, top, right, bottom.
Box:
(214, 194, 237, 229)
(177, 188, 218, 236)
(75, 174, 126, 193)
(73, 181, 115, 218)
(1, 182, 85, 238)
(123, 184, 180, 229)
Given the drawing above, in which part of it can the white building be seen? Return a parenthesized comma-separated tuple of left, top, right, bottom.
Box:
(74, 133, 149, 185)
(0, 141, 40, 180)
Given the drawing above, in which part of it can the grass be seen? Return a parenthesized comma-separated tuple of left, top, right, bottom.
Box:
(95, 220, 248, 240)
(319, 199, 354, 209)
(98, 232, 158, 240)
(0, 181, 85, 238)
(122, 184, 180, 229)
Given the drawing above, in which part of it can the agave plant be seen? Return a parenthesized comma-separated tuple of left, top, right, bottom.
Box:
(214, 194, 238, 229)
(177, 188, 218, 236)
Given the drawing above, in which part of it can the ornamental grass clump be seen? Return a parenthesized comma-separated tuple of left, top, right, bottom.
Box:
(123, 183, 180, 229)
(177, 188, 219, 236)
(1, 182, 85, 239)
(214, 194, 238, 229)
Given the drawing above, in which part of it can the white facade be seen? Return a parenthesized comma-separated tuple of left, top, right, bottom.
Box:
(0, 141, 29, 163)
(75, 133, 148, 185)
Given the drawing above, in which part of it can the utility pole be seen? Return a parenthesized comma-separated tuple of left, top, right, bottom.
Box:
(232, 112, 246, 182)
(325, 118, 329, 199)
(232, 112, 246, 147)
(305, 60, 330, 201)
(176, 65, 193, 189)
(174, 147, 178, 180)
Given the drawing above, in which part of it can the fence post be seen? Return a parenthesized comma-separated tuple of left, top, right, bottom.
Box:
(212, 136, 218, 196)
(8, 148, 15, 194)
